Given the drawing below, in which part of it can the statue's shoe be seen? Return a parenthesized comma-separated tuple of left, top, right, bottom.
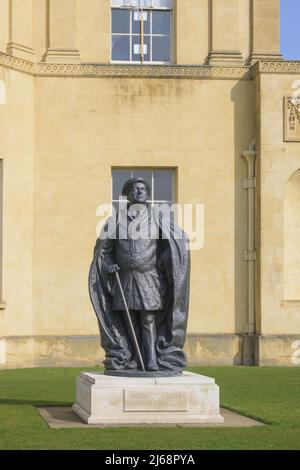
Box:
(145, 360, 159, 372)
(124, 360, 138, 370)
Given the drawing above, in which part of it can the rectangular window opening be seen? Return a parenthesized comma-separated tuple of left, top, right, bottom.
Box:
(111, 0, 173, 64)
(112, 168, 176, 209)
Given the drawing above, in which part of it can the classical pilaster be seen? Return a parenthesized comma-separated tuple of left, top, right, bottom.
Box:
(6, 0, 36, 60)
(175, 0, 209, 65)
(32, 0, 48, 63)
(250, 0, 282, 64)
(0, 0, 9, 54)
(44, 0, 81, 64)
(208, 0, 243, 65)
(242, 148, 257, 336)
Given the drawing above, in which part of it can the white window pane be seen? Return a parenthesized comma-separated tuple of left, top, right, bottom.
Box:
(112, 9, 130, 34)
(132, 35, 141, 61)
(132, 36, 150, 62)
(151, 0, 173, 8)
(152, 36, 170, 62)
(154, 170, 173, 201)
(112, 35, 130, 61)
(134, 43, 148, 55)
(134, 11, 147, 21)
(152, 10, 171, 35)
(132, 10, 150, 34)
(111, 1, 173, 9)
(113, 169, 174, 203)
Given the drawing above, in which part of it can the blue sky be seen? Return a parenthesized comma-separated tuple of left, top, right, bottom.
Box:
(281, 0, 300, 59)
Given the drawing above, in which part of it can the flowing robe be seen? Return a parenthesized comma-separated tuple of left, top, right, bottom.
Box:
(88, 206, 190, 372)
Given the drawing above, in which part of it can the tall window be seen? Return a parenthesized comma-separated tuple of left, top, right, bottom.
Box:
(111, 0, 173, 64)
(112, 168, 175, 211)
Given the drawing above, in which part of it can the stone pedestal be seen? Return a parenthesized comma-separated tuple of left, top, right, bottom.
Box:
(72, 371, 224, 425)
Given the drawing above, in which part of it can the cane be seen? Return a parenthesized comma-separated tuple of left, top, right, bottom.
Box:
(115, 271, 145, 372)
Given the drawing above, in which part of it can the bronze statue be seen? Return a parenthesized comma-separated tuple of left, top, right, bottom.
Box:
(89, 177, 190, 376)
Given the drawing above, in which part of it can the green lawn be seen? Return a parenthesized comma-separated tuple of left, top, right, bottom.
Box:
(0, 366, 299, 450)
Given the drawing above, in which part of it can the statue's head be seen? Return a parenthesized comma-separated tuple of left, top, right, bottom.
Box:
(122, 177, 151, 205)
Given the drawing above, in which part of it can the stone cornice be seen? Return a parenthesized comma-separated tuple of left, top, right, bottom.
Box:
(252, 60, 300, 78)
(260, 60, 300, 73)
(0, 52, 34, 74)
(1, 52, 300, 80)
(0, 53, 251, 79)
(35, 62, 252, 79)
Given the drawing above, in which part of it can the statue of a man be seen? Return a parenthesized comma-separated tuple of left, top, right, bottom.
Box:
(89, 177, 190, 375)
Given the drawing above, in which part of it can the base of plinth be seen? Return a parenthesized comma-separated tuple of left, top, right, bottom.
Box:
(73, 371, 224, 425)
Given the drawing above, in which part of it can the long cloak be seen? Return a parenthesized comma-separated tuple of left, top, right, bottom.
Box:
(88, 207, 190, 372)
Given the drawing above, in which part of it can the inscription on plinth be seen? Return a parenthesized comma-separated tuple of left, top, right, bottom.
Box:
(124, 388, 188, 412)
(284, 96, 300, 142)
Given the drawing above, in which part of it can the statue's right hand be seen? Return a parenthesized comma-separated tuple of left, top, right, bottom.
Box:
(107, 264, 120, 274)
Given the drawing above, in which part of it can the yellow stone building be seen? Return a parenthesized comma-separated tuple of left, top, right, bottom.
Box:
(0, 0, 300, 368)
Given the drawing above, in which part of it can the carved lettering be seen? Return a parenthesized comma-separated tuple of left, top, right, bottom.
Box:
(124, 388, 188, 412)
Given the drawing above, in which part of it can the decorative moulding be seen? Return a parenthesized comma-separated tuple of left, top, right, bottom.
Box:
(1, 53, 300, 80)
(208, 50, 244, 66)
(6, 42, 35, 61)
(0, 52, 34, 74)
(0, 54, 251, 79)
(44, 48, 81, 64)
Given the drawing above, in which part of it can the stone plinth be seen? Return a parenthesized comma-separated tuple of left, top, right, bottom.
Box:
(72, 371, 224, 425)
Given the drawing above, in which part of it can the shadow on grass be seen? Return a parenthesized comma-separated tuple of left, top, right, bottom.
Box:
(0, 398, 72, 407)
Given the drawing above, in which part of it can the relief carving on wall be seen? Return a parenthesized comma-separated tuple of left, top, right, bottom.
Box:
(284, 96, 300, 142)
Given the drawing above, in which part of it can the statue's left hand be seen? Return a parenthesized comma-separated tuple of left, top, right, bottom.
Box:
(107, 264, 120, 274)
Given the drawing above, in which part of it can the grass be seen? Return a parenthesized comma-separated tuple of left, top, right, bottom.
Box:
(0, 366, 299, 450)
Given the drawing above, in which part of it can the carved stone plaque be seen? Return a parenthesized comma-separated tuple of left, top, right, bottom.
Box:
(124, 388, 188, 412)
(284, 96, 300, 142)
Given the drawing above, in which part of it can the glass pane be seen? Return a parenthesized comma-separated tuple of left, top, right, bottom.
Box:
(152, 11, 171, 35)
(152, 35, 170, 62)
(132, 170, 152, 197)
(139, 0, 153, 6)
(132, 10, 150, 34)
(153, 169, 173, 201)
(113, 170, 132, 200)
(152, 0, 173, 7)
(112, 35, 130, 61)
(112, 9, 130, 34)
(111, 1, 173, 8)
(132, 35, 150, 62)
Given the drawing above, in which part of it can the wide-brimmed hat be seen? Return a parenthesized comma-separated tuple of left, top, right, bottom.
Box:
(122, 177, 151, 197)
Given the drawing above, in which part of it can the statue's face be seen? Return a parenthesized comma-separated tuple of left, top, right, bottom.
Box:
(127, 182, 148, 205)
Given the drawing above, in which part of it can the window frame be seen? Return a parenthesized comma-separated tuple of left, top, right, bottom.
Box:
(111, 168, 176, 208)
(111, 3, 173, 65)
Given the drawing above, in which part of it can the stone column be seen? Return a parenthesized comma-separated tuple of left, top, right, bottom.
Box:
(250, 0, 282, 63)
(175, 0, 209, 65)
(242, 149, 257, 335)
(45, 0, 81, 64)
(208, 0, 243, 65)
(77, 0, 110, 64)
(6, 0, 36, 60)
(0, 0, 9, 54)
(32, 0, 48, 62)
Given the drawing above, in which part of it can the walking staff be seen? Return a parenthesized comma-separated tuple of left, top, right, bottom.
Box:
(115, 271, 145, 372)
